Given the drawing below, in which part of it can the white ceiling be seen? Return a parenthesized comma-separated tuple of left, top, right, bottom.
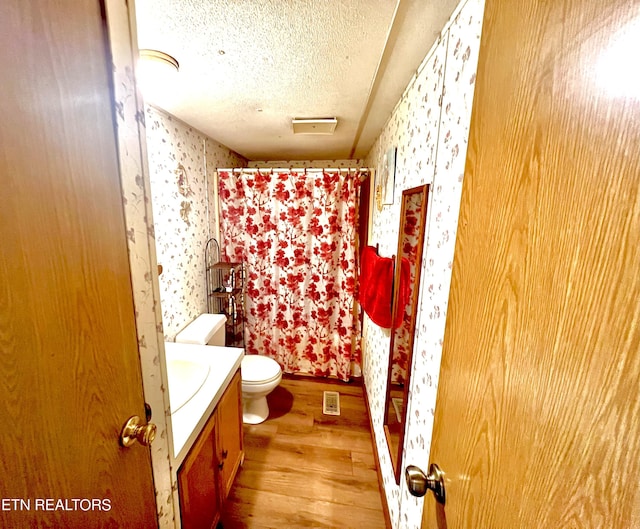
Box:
(134, 0, 460, 161)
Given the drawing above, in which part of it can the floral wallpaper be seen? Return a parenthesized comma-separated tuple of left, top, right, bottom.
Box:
(362, 0, 485, 527)
(363, 27, 446, 529)
(145, 107, 247, 340)
(399, 2, 485, 525)
(104, 1, 175, 527)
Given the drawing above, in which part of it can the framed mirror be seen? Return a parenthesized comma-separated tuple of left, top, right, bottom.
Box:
(383, 184, 430, 482)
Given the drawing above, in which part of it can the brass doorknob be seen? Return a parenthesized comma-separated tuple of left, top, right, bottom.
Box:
(406, 463, 446, 504)
(120, 415, 157, 447)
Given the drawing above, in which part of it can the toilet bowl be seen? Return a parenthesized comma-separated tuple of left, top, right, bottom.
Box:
(174, 314, 282, 424)
(241, 354, 283, 424)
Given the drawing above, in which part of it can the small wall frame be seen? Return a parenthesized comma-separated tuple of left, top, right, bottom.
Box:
(375, 146, 396, 211)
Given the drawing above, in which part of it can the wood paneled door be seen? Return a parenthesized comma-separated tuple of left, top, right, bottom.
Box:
(420, 0, 640, 527)
(0, 1, 158, 527)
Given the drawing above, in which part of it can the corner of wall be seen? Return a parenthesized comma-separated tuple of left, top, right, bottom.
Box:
(361, 0, 485, 527)
(105, 1, 177, 527)
(144, 107, 248, 340)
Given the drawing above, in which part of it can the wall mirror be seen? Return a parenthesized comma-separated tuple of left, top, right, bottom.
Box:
(384, 184, 429, 483)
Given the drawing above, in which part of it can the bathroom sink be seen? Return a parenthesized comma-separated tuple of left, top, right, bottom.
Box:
(166, 359, 211, 413)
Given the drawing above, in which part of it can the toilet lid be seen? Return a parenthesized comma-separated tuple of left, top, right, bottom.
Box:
(242, 355, 282, 384)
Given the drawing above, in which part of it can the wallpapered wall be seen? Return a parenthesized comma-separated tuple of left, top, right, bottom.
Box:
(145, 107, 247, 340)
(362, 0, 484, 527)
(105, 2, 175, 527)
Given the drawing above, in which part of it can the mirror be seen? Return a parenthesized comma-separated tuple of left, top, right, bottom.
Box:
(384, 184, 430, 482)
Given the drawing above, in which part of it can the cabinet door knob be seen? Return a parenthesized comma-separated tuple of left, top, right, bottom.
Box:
(222, 449, 228, 459)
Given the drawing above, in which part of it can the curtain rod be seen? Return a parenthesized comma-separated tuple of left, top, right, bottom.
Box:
(217, 167, 370, 173)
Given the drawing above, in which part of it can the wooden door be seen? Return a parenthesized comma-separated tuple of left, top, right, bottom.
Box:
(422, 0, 640, 527)
(0, 1, 158, 527)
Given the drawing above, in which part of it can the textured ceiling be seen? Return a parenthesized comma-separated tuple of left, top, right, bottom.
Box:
(134, 0, 460, 160)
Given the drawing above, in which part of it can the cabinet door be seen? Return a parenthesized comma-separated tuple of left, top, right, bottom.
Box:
(178, 414, 220, 529)
(216, 370, 244, 499)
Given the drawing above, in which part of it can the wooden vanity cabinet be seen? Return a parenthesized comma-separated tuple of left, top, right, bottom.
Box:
(216, 370, 244, 498)
(177, 413, 220, 529)
(178, 370, 244, 529)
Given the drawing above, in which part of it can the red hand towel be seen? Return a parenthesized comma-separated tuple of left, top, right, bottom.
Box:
(359, 246, 395, 328)
(359, 247, 413, 329)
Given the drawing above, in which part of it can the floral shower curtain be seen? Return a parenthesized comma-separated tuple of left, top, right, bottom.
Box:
(218, 168, 361, 381)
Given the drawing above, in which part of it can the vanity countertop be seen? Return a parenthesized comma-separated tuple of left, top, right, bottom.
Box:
(164, 342, 244, 466)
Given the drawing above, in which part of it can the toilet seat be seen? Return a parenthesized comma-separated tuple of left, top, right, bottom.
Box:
(241, 355, 281, 385)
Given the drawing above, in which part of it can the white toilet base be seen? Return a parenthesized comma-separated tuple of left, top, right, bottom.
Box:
(242, 395, 269, 424)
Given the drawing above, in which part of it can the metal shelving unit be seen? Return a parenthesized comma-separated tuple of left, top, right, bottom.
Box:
(205, 238, 245, 347)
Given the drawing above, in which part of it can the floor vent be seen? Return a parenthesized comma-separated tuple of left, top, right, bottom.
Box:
(323, 391, 341, 416)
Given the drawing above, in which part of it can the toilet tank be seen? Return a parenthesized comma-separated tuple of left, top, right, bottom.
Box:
(175, 314, 227, 346)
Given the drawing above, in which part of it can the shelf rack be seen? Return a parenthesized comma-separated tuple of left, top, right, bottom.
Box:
(205, 238, 245, 348)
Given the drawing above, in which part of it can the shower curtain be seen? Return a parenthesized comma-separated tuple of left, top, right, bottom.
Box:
(218, 168, 361, 381)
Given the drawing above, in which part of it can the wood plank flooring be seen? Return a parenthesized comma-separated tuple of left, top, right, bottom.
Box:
(219, 376, 386, 529)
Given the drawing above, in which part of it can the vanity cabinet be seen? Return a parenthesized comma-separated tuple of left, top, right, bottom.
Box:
(216, 369, 244, 498)
(177, 412, 220, 529)
(178, 370, 244, 529)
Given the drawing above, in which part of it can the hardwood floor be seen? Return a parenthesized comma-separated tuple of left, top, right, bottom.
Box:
(219, 376, 386, 529)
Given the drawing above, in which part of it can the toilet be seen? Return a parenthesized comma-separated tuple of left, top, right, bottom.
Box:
(174, 314, 282, 424)
(239, 354, 282, 424)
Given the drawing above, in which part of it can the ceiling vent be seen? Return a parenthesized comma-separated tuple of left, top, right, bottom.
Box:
(292, 118, 338, 135)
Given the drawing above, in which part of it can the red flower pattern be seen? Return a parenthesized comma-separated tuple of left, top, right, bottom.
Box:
(218, 169, 361, 380)
(390, 201, 421, 385)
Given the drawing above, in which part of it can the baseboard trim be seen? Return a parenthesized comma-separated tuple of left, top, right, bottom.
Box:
(362, 379, 392, 529)
(281, 372, 364, 386)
